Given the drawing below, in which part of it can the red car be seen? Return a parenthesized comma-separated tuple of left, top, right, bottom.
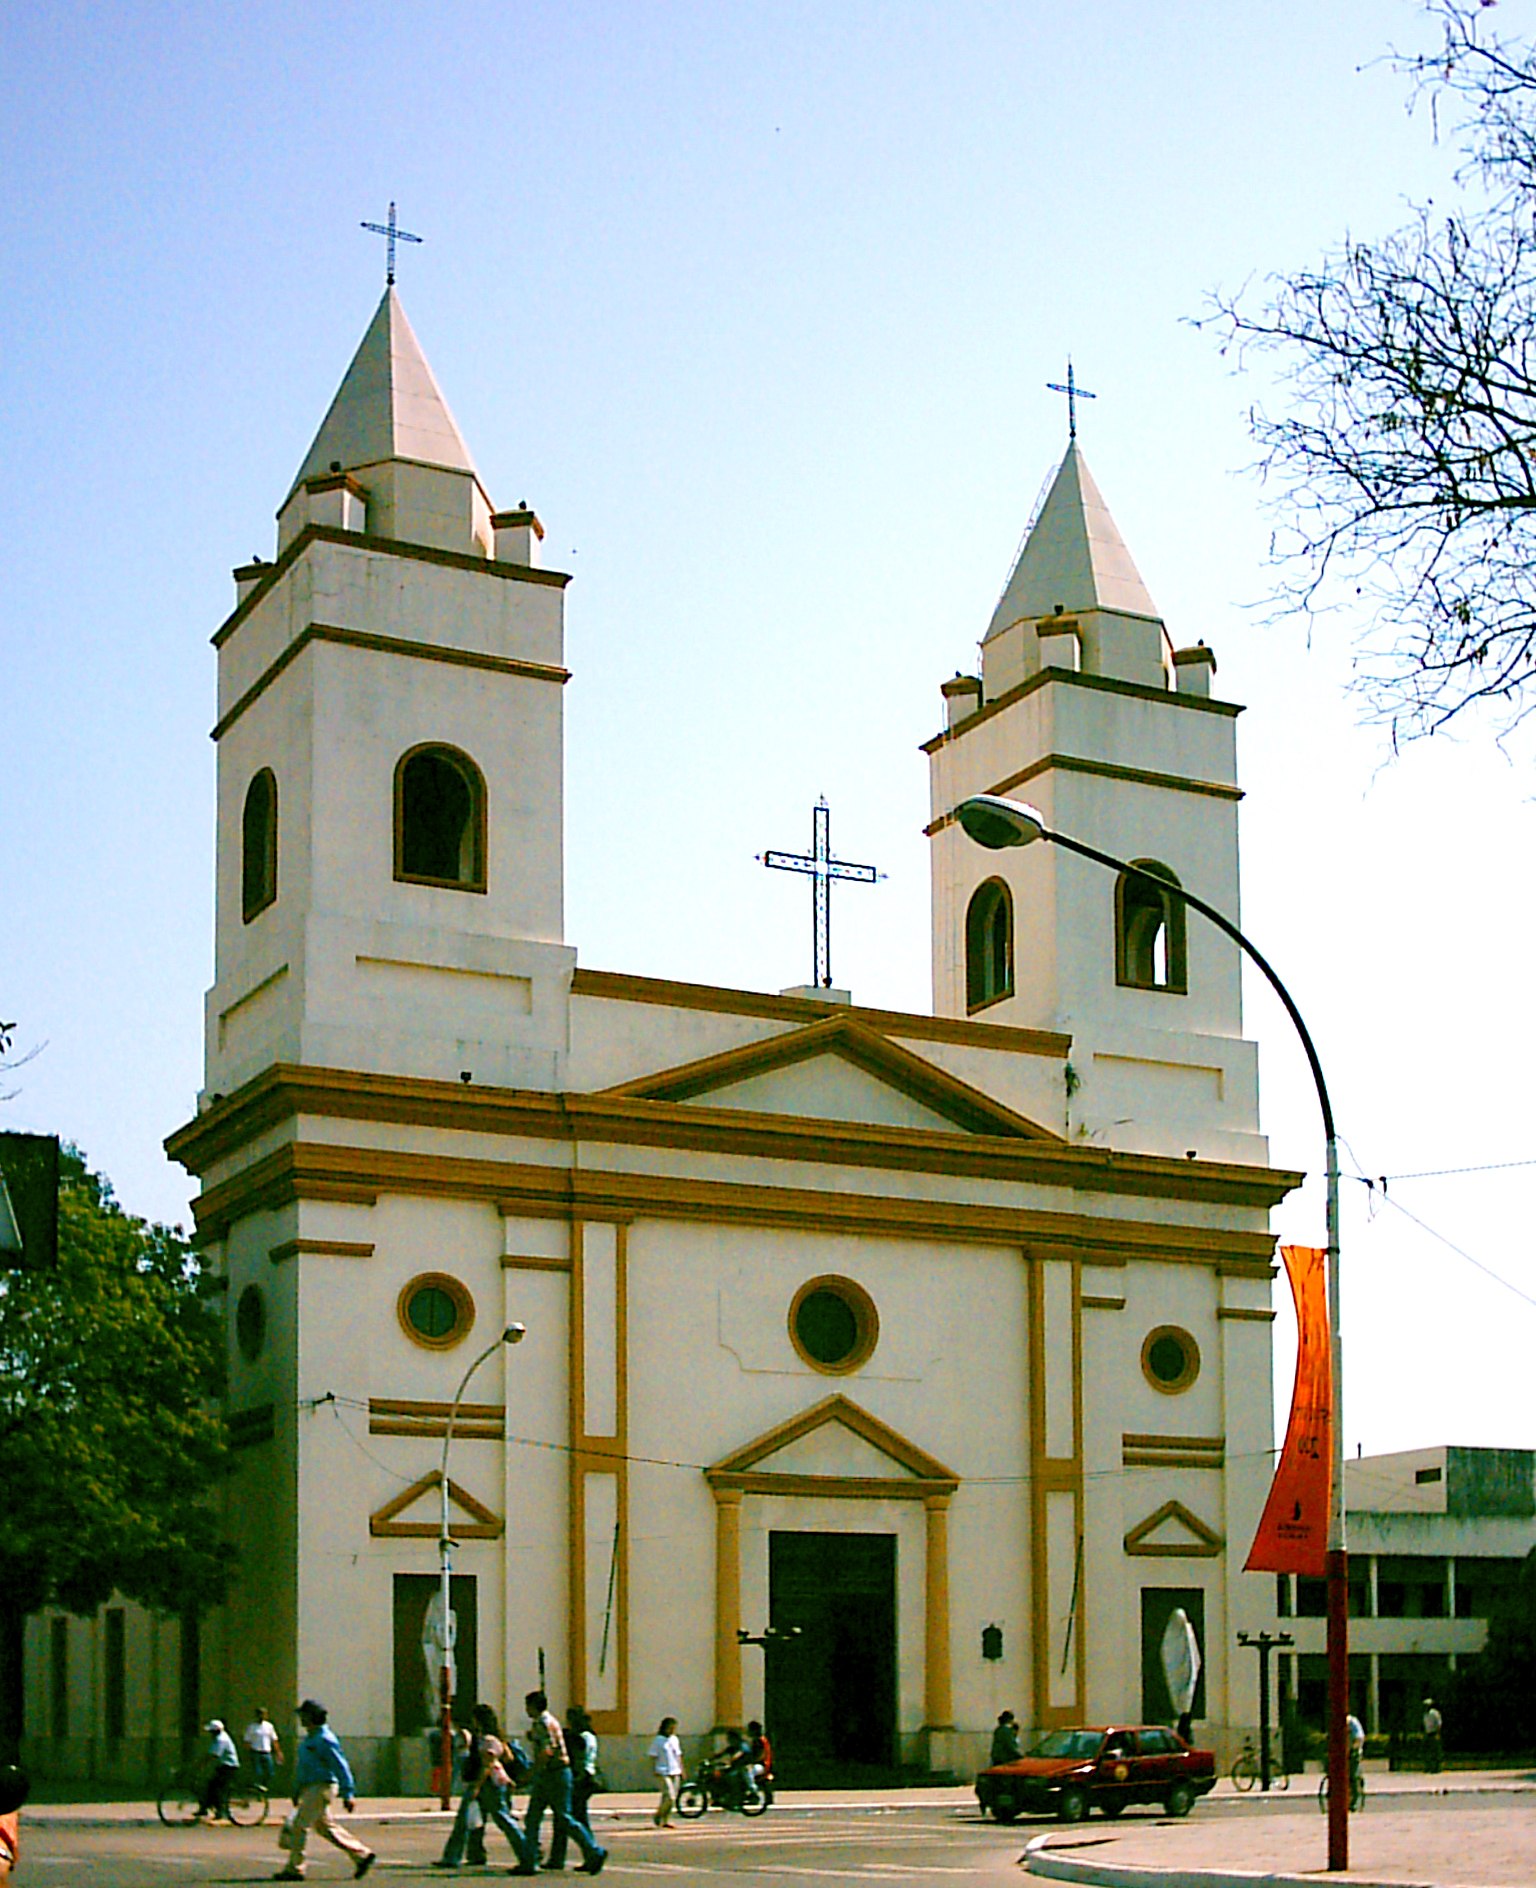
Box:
(975, 1724, 1215, 1822)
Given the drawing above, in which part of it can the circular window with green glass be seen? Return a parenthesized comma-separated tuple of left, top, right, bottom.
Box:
(397, 1272, 476, 1350)
(1142, 1324, 1200, 1394)
(789, 1275, 879, 1375)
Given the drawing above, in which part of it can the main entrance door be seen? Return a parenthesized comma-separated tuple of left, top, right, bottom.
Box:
(765, 1531, 897, 1783)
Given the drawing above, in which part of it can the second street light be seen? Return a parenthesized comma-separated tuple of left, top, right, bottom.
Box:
(435, 1321, 526, 1811)
(955, 792, 1350, 1873)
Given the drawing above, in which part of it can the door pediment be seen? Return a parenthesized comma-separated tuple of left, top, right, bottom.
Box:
(706, 1392, 959, 1501)
(1123, 1497, 1223, 1558)
(369, 1468, 503, 1539)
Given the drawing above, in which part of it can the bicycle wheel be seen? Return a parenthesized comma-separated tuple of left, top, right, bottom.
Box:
(226, 1779, 269, 1826)
(1230, 1752, 1258, 1792)
(157, 1770, 201, 1826)
(1317, 1773, 1329, 1814)
(676, 1780, 708, 1819)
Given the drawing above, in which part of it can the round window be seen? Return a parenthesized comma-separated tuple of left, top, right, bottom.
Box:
(788, 1275, 879, 1375)
(397, 1272, 475, 1350)
(236, 1284, 266, 1362)
(1142, 1325, 1200, 1394)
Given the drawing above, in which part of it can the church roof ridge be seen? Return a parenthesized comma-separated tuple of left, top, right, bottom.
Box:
(286, 286, 480, 502)
(985, 441, 1159, 641)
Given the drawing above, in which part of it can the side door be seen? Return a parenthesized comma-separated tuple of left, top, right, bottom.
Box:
(1132, 1727, 1176, 1803)
(1095, 1732, 1138, 1811)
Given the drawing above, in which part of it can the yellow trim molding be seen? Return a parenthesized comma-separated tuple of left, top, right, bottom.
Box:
(369, 1470, 503, 1539)
(1123, 1498, 1223, 1558)
(268, 1238, 374, 1264)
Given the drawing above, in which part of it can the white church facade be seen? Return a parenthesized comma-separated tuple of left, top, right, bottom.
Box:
(30, 291, 1297, 1789)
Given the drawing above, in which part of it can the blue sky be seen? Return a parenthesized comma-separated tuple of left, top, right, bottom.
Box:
(4, 0, 1532, 1454)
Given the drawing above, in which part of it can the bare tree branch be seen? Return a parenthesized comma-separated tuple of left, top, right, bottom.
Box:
(1198, 0, 1536, 742)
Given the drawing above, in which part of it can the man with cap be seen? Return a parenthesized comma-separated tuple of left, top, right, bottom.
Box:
(195, 1719, 239, 1821)
(276, 1699, 375, 1880)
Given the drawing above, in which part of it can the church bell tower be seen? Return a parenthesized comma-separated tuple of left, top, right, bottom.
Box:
(926, 440, 1265, 1164)
(203, 289, 576, 1104)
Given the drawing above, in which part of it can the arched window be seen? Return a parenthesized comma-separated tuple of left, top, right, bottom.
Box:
(965, 877, 1014, 1011)
(1116, 861, 1187, 993)
(394, 745, 487, 891)
(241, 768, 278, 922)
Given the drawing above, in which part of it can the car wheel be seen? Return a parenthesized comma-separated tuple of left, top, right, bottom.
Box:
(1057, 1786, 1089, 1823)
(1099, 1800, 1125, 1819)
(991, 1796, 1020, 1824)
(1164, 1782, 1195, 1818)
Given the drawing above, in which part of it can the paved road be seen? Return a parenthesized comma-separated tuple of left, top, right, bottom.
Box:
(16, 1784, 1536, 1886)
(16, 1805, 1024, 1885)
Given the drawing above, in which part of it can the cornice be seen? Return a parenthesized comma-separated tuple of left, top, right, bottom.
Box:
(210, 619, 570, 742)
(921, 664, 1242, 756)
(925, 751, 1243, 836)
(215, 521, 570, 648)
(571, 967, 1072, 1058)
(165, 1061, 1300, 1212)
(177, 1136, 1286, 1276)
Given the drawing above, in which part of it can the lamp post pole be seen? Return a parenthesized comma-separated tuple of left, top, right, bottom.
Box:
(436, 1322, 526, 1812)
(955, 795, 1349, 1870)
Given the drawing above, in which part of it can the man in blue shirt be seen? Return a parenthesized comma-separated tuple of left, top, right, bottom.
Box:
(276, 1700, 376, 1880)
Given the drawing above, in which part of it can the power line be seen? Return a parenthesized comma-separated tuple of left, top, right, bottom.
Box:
(1358, 1156, 1536, 1184)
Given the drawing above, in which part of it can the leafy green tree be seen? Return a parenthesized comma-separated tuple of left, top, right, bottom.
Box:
(1203, 1, 1536, 743)
(1445, 1549, 1536, 1752)
(0, 1148, 232, 1762)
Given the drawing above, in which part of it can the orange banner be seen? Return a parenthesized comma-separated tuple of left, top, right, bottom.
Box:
(1245, 1244, 1332, 1578)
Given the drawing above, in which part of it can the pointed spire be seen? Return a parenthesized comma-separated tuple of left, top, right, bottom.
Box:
(286, 287, 479, 501)
(985, 443, 1159, 642)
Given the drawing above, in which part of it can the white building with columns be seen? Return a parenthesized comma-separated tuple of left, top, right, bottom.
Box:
(30, 290, 1299, 1790)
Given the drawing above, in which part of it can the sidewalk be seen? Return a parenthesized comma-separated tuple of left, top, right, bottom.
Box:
(1021, 1768, 1536, 1888)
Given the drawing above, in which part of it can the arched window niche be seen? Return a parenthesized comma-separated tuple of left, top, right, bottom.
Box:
(1115, 860, 1187, 993)
(394, 744, 487, 892)
(965, 876, 1014, 1012)
(241, 768, 278, 922)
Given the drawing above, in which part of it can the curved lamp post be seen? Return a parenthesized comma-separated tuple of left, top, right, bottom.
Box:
(956, 794, 1349, 1871)
(436, 1322, 526, 1809)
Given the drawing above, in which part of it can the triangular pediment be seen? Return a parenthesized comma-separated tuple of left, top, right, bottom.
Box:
(1123, 1498, 1223, 1559)
(605, 1015, 1057, 1141)
(369, 1468, 502, 1540)
(707, 1393, 959, 1495)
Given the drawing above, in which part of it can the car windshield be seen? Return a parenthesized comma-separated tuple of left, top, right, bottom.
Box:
(1028, 1731, 1104, 1761)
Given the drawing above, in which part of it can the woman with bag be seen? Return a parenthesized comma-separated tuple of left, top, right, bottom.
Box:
(433, 1704, 536, 1872)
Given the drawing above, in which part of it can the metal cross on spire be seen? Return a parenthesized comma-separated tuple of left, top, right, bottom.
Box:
(361, 201, 423, 286)
(760, 799, 882, 991)
(1046, 359, 1096, 440)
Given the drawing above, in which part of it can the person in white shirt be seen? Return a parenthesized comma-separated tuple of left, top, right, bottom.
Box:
(649, 1717, 683, 1828)
(243, 1707, 283, 1791)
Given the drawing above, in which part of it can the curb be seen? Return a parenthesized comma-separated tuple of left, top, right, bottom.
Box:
(1021, 1831, 1440, 1888)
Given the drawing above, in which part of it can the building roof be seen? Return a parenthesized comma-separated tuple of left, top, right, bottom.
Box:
(985, 441, 1159, 641)
(286, 286, 479, 500)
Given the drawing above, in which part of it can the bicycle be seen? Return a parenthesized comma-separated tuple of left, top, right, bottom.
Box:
(156, 1761, 270, 1827)
(1316, 1761, 1365, 1814)
(1229, 1737, 1289, 1791)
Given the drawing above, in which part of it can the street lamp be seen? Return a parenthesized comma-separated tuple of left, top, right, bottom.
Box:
(956, 793, 1350, 1871)
(436, 1322, 526, 1810)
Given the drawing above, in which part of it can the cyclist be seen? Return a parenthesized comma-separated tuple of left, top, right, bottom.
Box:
(195, 1719, 240, 1822)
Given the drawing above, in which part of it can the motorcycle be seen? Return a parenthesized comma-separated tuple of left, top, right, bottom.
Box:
(675, 1753, 769, 1818)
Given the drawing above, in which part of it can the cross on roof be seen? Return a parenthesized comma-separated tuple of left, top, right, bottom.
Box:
(1046, 359, 1096, 441)
(760, 799, 882, 991)
(361, 201, 423, 286)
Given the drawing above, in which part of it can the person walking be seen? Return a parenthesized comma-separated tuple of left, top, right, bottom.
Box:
(545, 1706, 600, 1871)
(523, 1691, 606, 1876)
(1422, 1698, 1443, 1773)
(649, 1717, 683, 1828)
(433, 1704, 536, 1871)
(989, 1711, 1023, 1766)
(244, 1708, 283, 1793)
(276, 1699, 375, 1881)
(195, 1720, 240, 1821)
